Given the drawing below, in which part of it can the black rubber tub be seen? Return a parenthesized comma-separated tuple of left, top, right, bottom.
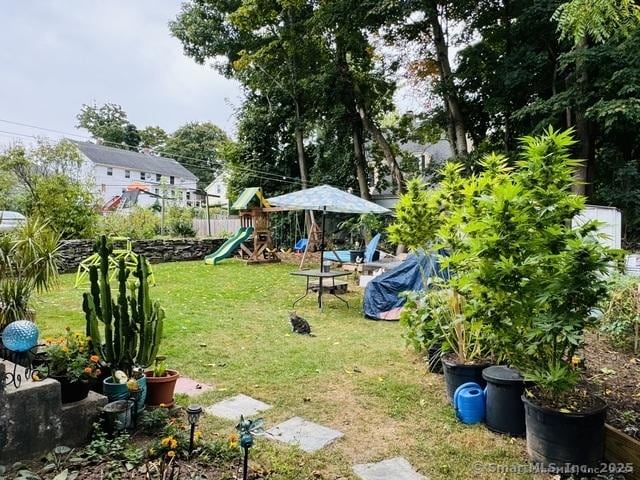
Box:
(442, 354, 490, 404)
(522, 394, 607, 467)
(483, 366, 530, 436)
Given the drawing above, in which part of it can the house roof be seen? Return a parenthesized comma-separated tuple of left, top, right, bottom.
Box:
(72, 140, 198, 181)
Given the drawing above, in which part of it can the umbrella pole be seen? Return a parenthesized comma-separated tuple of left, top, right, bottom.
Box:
(319, 207, 326, 308)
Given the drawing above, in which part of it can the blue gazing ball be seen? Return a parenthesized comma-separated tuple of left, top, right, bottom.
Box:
(2, 320, 39, 352)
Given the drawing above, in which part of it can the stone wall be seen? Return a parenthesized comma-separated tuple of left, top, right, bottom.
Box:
(58, 238, 226, 273)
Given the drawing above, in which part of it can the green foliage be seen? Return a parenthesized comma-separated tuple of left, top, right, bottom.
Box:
(41, 330, 101, 383)
(553, 0, 640, 44)
(0, 218, 61, 328)
(162, 122, 228, 189)
(139, 126, 169, 150)
(100, 208, 160, 240)
(84, 423, 142, 465)
(600, 275, 640, 354)
(165, 206, 196, 238)
(0, 139, 99, 238)
(27, 174, 99, 239)
(76, 103, 140, 148)
(83, 236, 165, 376)
(139, 408, 170, 434)
(393, 128, 616, 396)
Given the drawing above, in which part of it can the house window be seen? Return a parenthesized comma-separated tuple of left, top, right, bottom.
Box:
(171, 190, 175, 198)
(125, 170, 130, 179)
(155, 188, 159, 195)
(156, 173, 161, 182)
(106, 167, 113, 176)
(140, 171, 146, 180)
(186, 191, 191, 200)
(170, 176, 175, 185)
(215, 185, 221, 194)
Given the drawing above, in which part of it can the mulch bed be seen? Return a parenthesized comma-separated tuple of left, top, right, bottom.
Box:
(582, 331, 640, 439)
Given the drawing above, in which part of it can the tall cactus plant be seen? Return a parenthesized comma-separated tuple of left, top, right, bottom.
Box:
(83, 236, 164, 376)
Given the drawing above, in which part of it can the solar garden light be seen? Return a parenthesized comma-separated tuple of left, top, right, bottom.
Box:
(186, 404, 203, 454)
(236, 416, 265, 480)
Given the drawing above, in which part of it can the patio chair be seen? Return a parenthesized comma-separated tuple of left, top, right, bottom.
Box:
(324, 233, 381, 264)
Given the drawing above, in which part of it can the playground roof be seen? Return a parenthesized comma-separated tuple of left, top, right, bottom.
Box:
(232, 187, 271, 210)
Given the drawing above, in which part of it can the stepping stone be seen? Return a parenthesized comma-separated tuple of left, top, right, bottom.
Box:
(265, 416, 343, 453)
(353, 457, 426, 480)
(205, 394, 271, 420)
(174, 376, 214, 397)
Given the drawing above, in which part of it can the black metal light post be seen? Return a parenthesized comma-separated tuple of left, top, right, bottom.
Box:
(186, 404, 203, 455)
(236, 416, 265, 480)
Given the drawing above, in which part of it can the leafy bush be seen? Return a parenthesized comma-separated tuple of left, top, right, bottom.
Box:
(166, 206, 196, 237)
(600, 275, 640, 354)
(0, 218, 61, 329)
(391, 128, 617, 398)
(27, 174, 99, 239)
(100, 208, 160, 239)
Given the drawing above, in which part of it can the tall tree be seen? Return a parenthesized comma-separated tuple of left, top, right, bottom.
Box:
(76, 103, 140, 148)
(162, 122, 229, 190)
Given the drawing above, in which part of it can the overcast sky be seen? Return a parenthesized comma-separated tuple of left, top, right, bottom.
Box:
(0, 1, 242, 148)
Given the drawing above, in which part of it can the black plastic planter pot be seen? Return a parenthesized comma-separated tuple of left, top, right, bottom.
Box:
(522, 394, 607, 467)
(442, 355, 490, 404)
(483, 366, 529, 436)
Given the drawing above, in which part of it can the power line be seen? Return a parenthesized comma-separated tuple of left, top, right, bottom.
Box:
(0, 119, 315, 188)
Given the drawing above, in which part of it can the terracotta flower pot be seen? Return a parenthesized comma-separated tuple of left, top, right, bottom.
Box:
(144, 370, 179, 407)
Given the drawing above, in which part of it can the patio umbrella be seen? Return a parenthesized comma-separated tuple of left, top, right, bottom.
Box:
(267, 184, 390, 267)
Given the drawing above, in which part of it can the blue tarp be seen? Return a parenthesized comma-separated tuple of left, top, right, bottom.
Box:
(363, 250, 448, 320)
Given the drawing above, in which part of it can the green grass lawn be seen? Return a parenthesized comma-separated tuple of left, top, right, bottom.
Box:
(35, 259, 536, 480)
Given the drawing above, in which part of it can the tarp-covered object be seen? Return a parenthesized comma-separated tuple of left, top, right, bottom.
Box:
(363, 251, 448, 321)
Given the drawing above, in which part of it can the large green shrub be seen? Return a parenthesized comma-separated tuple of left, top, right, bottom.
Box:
(392, 128, 617, 398)
(100, 208, 160, 240)
(165, 206, 196, 237)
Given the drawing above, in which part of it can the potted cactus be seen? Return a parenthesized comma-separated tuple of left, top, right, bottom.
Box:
(83, 236, 165, 411)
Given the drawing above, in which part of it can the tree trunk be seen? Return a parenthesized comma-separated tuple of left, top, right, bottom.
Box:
(427, 3, 468, 157)
(352, 124, 371, 200)
(572, 37, 594, 196)
(353, 83, 405, 194)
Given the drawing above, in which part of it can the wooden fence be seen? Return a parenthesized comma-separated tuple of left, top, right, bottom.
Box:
(193, 216, 241, 238)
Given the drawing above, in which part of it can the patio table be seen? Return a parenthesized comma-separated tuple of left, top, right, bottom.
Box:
(290, 269, 351, 309)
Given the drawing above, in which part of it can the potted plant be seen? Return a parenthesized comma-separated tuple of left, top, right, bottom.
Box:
(145, 356, 179, 408)
(41, 329, 101, 403)
(0, 218, 60, 331)
(458, 129, 617, 466)
(83, 236, 165, 412)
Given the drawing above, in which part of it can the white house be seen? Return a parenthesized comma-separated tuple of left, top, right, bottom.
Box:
(204, 172, 229, 208)
(72, 140, 199, 209)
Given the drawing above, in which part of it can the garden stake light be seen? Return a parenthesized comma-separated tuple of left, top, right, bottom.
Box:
(236, 416, 265, 480)
(186, 404, 203, 454)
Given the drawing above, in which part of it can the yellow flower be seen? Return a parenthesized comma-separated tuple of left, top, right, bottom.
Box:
(83, 367, 92, 374)
(170, 439, 178, 449)
(194, 430, 202, 442)
(160, 436, 173, 447)
(167, 451, 176, 458)
(228, 432, 239, 449)
(90, 355, 99, 363)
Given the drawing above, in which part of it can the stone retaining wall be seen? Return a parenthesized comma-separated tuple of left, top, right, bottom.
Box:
(58, 238, 226, 273)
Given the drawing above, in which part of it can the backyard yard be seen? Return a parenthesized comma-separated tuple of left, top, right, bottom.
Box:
(34, 259, 533, 480)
